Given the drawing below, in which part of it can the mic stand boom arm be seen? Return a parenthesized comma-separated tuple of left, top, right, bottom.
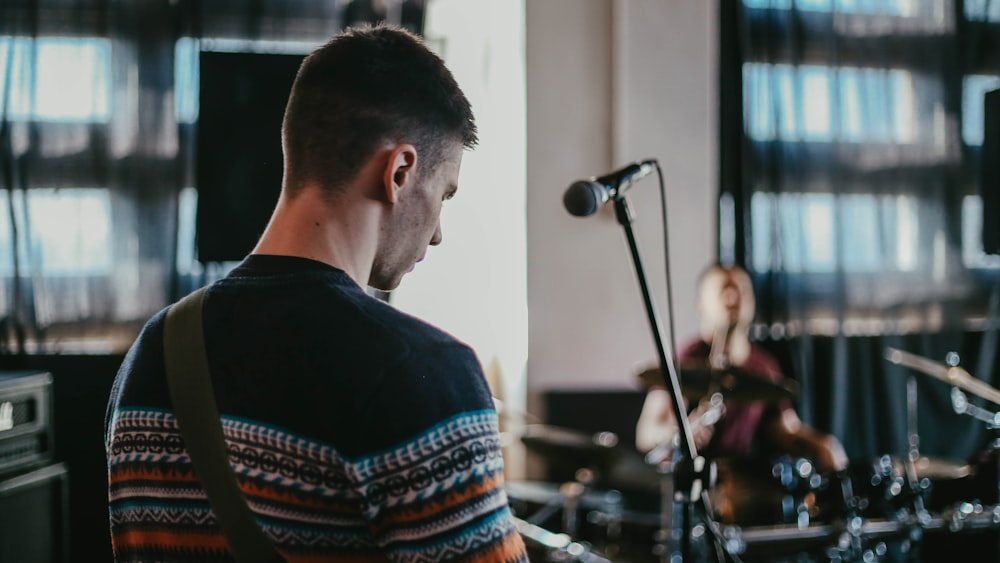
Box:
(613, 193, 724, 562)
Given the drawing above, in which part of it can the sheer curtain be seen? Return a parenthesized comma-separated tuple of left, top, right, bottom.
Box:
(0, 1, 423, 355)
(0, 1, 178, 354)
(722, 0, 1000, 463)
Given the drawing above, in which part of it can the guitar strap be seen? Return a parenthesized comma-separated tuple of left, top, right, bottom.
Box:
(163, 287, 285, 563)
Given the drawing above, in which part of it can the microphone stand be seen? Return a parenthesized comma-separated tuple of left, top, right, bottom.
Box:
(611, 192, 728, 562)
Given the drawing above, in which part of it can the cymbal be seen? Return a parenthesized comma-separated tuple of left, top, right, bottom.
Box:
(637, 362, 798, 404)
(519, 424, 623, 468)
(885, 346, 1000, 406)
(879, 454, 974, 481)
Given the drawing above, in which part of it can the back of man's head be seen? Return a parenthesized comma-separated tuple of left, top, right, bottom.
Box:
(281, 23, 478, 194)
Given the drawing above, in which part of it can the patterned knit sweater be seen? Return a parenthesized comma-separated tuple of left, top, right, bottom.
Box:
(105, 255, 527, 562)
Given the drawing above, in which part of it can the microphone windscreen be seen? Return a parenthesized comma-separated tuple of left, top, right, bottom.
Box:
(563, 180, 607, 217)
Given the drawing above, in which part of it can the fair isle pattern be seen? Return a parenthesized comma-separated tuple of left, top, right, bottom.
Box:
(107, 408, 526, 561)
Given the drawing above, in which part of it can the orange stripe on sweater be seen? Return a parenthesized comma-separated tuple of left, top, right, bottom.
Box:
(110, 468, 363, 519)
(375, 473, 506, 528)
(281, 552, 389, 563)
(108, 465, 197, 484)
(113, 528, 230, 553)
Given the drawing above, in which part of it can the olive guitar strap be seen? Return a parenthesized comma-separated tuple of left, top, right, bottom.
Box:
(162, 287, 285, 563)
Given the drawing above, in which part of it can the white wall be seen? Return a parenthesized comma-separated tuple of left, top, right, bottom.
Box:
(390, 0, 531, 479)
(393, 0, 718, 479)
(526, 0, 719, 421)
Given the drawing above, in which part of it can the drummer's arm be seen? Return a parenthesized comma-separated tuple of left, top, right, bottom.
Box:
(636, 387, 678, 453)
(636, 388, 715, 455)
(765, 409, 849, 474)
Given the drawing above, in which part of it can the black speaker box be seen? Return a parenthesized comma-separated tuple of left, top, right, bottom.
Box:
(0, 371, 54, 477)
(195, 50, 304, 263)
(0, 462, 70, 563)
(983, 88, 1000, 256)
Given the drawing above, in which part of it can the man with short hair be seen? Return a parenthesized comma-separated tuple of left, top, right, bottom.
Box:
(106, 23, 527, 562)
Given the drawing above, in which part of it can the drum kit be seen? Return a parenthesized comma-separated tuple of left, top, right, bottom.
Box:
(506, 348, 1000, 562)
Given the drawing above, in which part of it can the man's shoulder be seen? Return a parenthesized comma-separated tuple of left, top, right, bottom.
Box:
(349, 294, 474, 362)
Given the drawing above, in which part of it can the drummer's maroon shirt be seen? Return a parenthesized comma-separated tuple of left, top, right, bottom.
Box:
(678, 340, 794, 459)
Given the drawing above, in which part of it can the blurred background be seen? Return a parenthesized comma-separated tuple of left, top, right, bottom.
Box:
(1, 0, 999, 560)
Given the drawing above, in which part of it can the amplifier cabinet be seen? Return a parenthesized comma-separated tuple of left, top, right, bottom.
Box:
(0, 462, 69, 563)
(0, 371, 54, 477)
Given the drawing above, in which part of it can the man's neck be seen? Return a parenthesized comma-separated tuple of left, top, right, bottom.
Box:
(252, 187, 379, 287)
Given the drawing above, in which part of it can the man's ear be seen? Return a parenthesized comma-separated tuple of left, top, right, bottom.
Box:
(383, 144, 418, 204)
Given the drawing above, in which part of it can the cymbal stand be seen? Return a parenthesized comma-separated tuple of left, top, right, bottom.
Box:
(894, 374, 933, 556)
(559, 469, 596, 540)
(949, 385, 1000, 562)
(885, 347, 1000, 558)
(907, 374, 920, 469)
(513, 516, 613, 563)
(518, 468, 595, 539)
(610, 191, 731, 562)
(855, 376, 933, 562)
(828, 470, 896, 563)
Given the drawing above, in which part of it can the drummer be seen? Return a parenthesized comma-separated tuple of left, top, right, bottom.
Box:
(634, 262, 848, 475)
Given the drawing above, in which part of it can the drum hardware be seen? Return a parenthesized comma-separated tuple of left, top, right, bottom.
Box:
(771, 456, 827, 527)
(884, 347, 1000, 408)
(559, 469, 600, 539)
(886, 347, 1000, 558)
(942, 500, 1000, 533)
(720, 501, 1000, 562)
(648, 453, 741, 562)
(506, 478, 663, 560)
(520, 424, 624, 487)
(868, 454, 934, 525)
(716, 514, 941, 561)
(513, 516, 613, 563)
(506, 476, 621, 529)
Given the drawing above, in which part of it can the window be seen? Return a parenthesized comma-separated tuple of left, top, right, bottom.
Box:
(751, 192, 919, 273)
(0, 188, 112, 277)
(744, 63, 915, 143)
(726, 0, 1000, 333)
(962, 74, 1000, 146)
(0, 37, 111, 123)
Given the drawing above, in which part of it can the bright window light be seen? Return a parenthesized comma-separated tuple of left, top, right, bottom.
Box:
(962, 74, 1000, 146)
(0, 188, 112, 276)
(175, 186, 202, 275)
(752, 192, 919, 273)
(962, 195, 1000, 268)
(802, 67, 833, 141)
(745, 63, 913, 143)
(966, 0, 1000, 21)
(0, 37, 111, 122)
(744, 0, 912, 14)
(175, 38, 200, 124)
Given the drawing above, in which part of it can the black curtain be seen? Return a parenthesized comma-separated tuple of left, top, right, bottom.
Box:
(721, 0, 1000, 468)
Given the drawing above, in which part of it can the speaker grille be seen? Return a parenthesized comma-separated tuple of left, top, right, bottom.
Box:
(1, 399, 37, 428)
(0, 435, 44, 467)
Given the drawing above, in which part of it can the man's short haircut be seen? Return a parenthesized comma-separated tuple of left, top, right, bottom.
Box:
(281, 23, 478, 193)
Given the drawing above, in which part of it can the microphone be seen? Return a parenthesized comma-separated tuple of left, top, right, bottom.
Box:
(563, 159, 658, 217)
